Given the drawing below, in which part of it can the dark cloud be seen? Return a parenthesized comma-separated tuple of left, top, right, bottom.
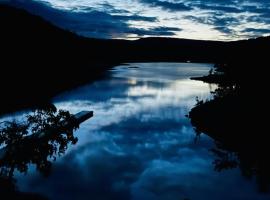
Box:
(99, 2, 130, 14)
(246, 15, 270, 25)
(185, 15, 238, 34)
(2, 0, 270, 39)
(243, 28, 270, 35)
(214, 26, 234, 34)
(195, 4, 242, 13)
(113, 15, 157, 22)
(148, 26, 182, 36)
(127, 26, 182, 36)
(3, 0, 180, 38)
(185, 15, 240, 26)
(238, 5, 270, 25)
(138, 0, 270, 15)
(187, 0, 270, 36)
(139, 0, 192, 11)
(151, 26, 182, 32)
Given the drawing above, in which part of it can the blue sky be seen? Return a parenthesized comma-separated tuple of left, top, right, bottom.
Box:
(4, 0, 270, 40)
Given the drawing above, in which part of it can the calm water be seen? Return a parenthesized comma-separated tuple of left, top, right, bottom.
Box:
(9, 63, 269, 199)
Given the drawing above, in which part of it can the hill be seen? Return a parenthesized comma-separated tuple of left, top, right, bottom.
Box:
(0, 4, 269, 114)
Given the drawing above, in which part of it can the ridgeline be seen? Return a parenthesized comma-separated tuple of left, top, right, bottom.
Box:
(0, 4, 269, 114)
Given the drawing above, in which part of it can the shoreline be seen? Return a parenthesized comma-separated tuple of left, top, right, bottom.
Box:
(0, 62, 120, 116)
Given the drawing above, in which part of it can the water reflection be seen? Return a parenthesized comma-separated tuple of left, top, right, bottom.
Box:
(3, 63, 269, 200)
(0, 105, 81, 199)
(190, 80, 270, 194)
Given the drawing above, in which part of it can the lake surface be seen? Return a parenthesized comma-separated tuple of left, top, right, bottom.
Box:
(5, 63, 270, 199)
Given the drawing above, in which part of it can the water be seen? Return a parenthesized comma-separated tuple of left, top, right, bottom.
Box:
(5, 63, 269, 199)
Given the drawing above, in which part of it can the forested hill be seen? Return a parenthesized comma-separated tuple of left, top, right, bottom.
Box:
(2, 4, 269, 65)
(0, 4, 269, 114)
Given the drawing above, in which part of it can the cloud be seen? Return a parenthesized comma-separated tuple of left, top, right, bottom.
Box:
(127, 26, 182, 36)
(136, 0, 270, 38)
(3, 0, 180, 38)
(243, 28, 270, 35)
(185, 15, 239, 34)
(2, 0, 270, 40)
(214, 26, 234, 34)
(98, 2, 130, 14)
(195, 4, 242, 13)
(113, 15, 157, 22)
(243, 6, 270, 25)
(189, 0, 270, 37)
(138, 0, 192, 11)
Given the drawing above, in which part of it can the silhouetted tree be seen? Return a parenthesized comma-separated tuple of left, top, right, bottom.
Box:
(0, 104, 80, 179)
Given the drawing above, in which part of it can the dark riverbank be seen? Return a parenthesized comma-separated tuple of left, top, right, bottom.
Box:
(1, 4, 269, 116)
(189, 60, 270, 192)
(1, 4, 118, 115)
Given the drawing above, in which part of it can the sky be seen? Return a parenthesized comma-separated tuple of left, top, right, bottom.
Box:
(3, 0, 270, 40)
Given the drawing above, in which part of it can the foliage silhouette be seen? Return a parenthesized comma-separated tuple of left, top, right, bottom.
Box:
(190, 66, 270, 193)
(0, 105, 80, 199)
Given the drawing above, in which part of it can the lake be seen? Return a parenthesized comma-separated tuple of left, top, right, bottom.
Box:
(2, 63, 269, 200)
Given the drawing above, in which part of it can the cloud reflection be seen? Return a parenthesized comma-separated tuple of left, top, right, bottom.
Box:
(14, 63, 269, 200)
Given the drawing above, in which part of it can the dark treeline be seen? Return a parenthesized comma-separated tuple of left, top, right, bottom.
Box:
(189, 36, 269, 192)
(189, 78, 270, 192)
(1, 4, 269, 115)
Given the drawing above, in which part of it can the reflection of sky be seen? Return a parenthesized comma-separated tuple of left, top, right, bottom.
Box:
(12, 63, 269, 199)
(3, 0, 270, 40)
